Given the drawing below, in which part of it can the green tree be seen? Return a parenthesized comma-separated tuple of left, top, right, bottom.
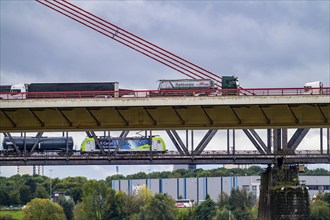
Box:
(103, 189, 119, 220)
(0, 189, 11, 206)
(9, 189, 20, 205)
(228, 188, 254, 210)
(19, 185, 32, 205)
(59, 196, 75, 220)
(310, 200, 330, 220)
(73, 202, 88, 220)
(22, 198, 66, 220)
(196, 170, 211, 177)
(105, 174, 125, 187)
(127, 172, 148, 180)
(304, 168, 330, 176)
(214, 207, 236, 220)
(70, 187, 83, 203)
(217, 192, 229, 208)
(81, 180, 108, 220)
(212, 168, 230, 177)
(195, 194, 216, 220)
(227, 188, 255, 220)
(138, 193, 176, 220)
(318, 192, 330, 204)
(24, 175, 37, 195)
(34, 185, 49, 199)
(176, 208, 195, 220)
(103, 189, 135, 220)
(247, 166, 263, 175)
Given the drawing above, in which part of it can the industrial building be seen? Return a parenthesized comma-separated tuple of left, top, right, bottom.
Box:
(112, 176, 330, 204)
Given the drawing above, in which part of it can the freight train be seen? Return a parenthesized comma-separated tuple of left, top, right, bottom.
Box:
(2, 137, 74, 153)
(1, 136, 167, 155)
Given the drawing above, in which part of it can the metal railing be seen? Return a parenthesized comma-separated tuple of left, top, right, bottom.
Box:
(0, 87, 329, 100)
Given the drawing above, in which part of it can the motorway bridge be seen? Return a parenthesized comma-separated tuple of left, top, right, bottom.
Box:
(0, 88, 329, 166)
(0, 88, 329, 131)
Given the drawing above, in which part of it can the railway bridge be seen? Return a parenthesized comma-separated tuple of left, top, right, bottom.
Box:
(0, 88, 329, 166)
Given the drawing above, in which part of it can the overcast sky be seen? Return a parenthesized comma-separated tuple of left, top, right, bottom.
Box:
(0, 1, 329, 179)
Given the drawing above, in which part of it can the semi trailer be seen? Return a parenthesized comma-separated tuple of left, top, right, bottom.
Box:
(1, 82, 119, 99)
(153, 76, 239, 96)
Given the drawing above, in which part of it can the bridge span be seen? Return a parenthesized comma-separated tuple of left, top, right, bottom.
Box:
(0, 150, 329, 166)
(0, 89, 329, 131)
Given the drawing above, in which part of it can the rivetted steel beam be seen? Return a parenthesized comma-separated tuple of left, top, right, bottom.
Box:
(166, 130, 190, 155)
(320, 128, 323, 154)
(4, 132, 21, 155)
(273, 129, 282, 154)
(85, 131, 93, 138)
(249, 129, 271, 154)
(282, 128, 288, 152)
(114, 131, 130, 154)
(200, 107, 213, 125)
(171, 107, 185, 125)
(166, 130, 184, 155)
(119, 130, 129, 138)
(113, 107, 128, 126)
(28, 109, 45, 127)
(327, 128, 329, 155)
(316, 104, 328, 123)
(194, 129, 218, 155)
(143, 107, 157, 126)
(1, 153, 329, 166)
(288, 128, 310, 151)
(267, 129, 272, 152)
(287, 105, 299, 124)
(29, 132, 44, 156)
(0, 110, 16, 128)
(258, 105, 270, 124)
(56, 108, 72, 127)
(229, 106, 241, 124)
(89, 131, 106, 155)
(243, 129, 266, 155)
(171, 130, 190, 155)
(85, 108, 101, 126)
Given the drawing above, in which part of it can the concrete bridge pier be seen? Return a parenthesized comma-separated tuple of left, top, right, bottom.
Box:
(258, 164, 310, 220)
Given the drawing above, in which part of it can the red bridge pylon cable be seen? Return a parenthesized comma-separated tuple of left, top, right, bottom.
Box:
(36, 0, 198, 79)
(36, 0, 223, 87)
(43, 0, 208, 82)
(61, 0, 222, 83)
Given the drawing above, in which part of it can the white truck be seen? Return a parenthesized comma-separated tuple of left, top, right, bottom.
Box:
(304, 81, 323, 94)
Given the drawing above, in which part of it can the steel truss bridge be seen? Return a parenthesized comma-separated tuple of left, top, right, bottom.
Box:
(0, 88, 329, 166)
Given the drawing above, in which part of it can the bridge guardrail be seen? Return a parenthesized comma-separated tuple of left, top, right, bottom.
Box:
(0, 87, 329, 100)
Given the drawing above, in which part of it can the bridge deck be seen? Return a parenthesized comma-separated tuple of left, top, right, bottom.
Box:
(0, 95, 329, 131)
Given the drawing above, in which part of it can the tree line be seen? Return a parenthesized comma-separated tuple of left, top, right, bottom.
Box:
(0, 166, 329, 207)
(2, 181, 329, 220)
(106, 166, 330, 183)
(0, 166, 329, 219)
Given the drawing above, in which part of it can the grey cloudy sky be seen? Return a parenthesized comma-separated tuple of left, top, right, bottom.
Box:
(0, 1, 329, 179)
